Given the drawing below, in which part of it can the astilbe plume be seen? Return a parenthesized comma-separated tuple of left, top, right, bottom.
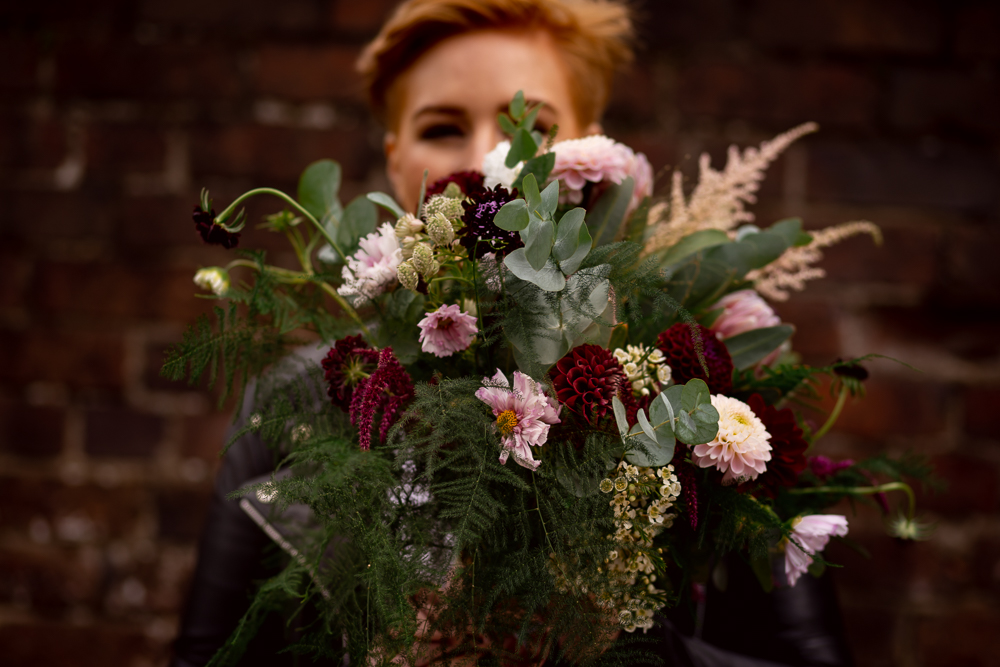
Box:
(193, 205, 240, 248)
(550, 344, 628, 427)
(656, 323, 734, 395)
(644, 123, 817, 255)
(348, 347, 414, 450)
(459, 185, 522, 259)
(738, 394, 808, 498)
(322, 335, 379, 410)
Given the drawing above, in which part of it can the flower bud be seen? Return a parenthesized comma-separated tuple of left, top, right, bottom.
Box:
(394, 213, 424, 243)
(425, 212, 456, 246)
(396, 260, 419, 291)
(193, 267, 230, 296)
(424, 194, 465, 222)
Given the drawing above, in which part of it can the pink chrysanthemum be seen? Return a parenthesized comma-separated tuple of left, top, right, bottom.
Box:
(417, 304, 478, 358)
(783, 515, 849, 586)
(338, 223, 401, 303)
(475, 370, 561, 471)
(547, 135, 653, 216)
(692, 395, 772, 485)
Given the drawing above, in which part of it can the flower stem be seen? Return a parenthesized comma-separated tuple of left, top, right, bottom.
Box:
(809, 384, 849, 447)
(214, 187, 348, 262)
(788, 481, 916, 518)
(319, 282, 371, 338)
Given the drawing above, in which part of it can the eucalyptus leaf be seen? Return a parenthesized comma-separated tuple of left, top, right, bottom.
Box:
(512, 152, 556, 193)
(552, 208, 586, 262)
(659, 229, 729, 270)
(522, 106, 540, 132)
(337, 195, 377, 255)
(503, 250, 566, 292)
(507, 128, 538, 168)
(366, 192, 406, 220)
(523, 217, 555, 271)
(497, 113, 516, 135)
(509, 90, 526, 119)
(625, 425, 675, 467)
(766, 218, 804, 247)
(637, 410, 657, 443)
(494, 199, 529, 231)
(297, 159, 342, 225)
(585, 177, 634, 247)
(522, 173, 541, 212)
(612, 396, 628, 439)
(540, 179, 560, 218)
(723, 325, 795, 370)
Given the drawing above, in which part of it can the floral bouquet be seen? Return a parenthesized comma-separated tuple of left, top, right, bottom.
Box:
(168, 92, 931, 666)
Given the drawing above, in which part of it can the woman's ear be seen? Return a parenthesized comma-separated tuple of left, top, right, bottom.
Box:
(585, 121, 603, 136)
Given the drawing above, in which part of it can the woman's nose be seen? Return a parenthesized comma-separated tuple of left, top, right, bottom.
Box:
(466, 122, 505, 174)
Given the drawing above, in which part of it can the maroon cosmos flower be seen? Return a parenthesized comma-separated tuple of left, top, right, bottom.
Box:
(656, 323, 734, 395)
(322, 335, 379, 411)
(550, 344, 629, 427)
(425, 170, 486, 200)
(459, 185, 523, 260)
(193, 205, 240, 249)
(348, 347, 414, 451)
(737, 394, 808, 498)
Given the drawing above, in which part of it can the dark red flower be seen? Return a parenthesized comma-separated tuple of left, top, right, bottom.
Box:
(348, 347, 414, 451)
(322, 335, 379, 411)
(193, 205, 240, 249)
(675, 457, 700, 531)
(808, 455, 854, 479)
(459, 185, 522, 260)
(656, 323, 734, 395)
(550, 344, 628, 426)
(737, 394, 808, 498)
(425, 170, 486, 200)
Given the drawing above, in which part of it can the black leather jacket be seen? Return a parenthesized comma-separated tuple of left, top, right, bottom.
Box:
(171, 390, 854, 667)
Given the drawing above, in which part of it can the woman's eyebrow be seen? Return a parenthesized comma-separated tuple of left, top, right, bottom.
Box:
(413, 105, 467, 119)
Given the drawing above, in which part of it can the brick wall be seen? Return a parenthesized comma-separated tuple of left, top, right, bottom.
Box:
(1, 1, 997, 665)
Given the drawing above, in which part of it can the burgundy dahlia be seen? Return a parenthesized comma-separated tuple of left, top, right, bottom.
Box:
(322, 335, 379, 411)
(738, 394, 808, 498)
(425, 170, 486, 200)
(193, 205, 240, 249)
(550, 344, 628, 426)
(348, 347, 414, 451)
(656, 323, 734, 395)
(459, 185, 522, 260)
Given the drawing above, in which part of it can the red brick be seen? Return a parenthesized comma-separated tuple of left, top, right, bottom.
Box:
(140, 0, 324, 34)
(818, 224, 941, 287)
(748, 0, 942, 55)
(864, 308, 1000, 363)
(0, 622, 158, 667)
(253, 44, 364, 102)
(918, 453, 999, 515)
(7, 191, 116, 244)
(54, 41, 241, 99)
(943, 224, 1000, 308)
(179, 413, 232, 461)
(85, 122, 167, 179)
(678, 61, 878, 126)
(191, 123, 377, 182)
(1, 404, 64, 458)
(0, 111, 69, 171)
(0, 545, 102, 612)
(890, 69, 1000, 140)
(0, 329, 123, 387)
(330, 0, 397, 33)
(0, 242, 33, 310)
(917, 608, 1000, 667)
(0, 37, 39, 95)
(0, 477, 146, 540)
(833, 375, 949, 439)
(970, 536, 1000, 596)
(155, 486, 212, 541)
(955, 3, 1000, 60)
(808, 140, 999, 213)
(770, 298, 842, 365)
(965, 386, 1000, 438)
(85, 406, 164, 458)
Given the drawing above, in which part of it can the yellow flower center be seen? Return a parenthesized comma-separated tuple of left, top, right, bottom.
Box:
(496, 409, 519, 436)
(733, 413, 751, 427)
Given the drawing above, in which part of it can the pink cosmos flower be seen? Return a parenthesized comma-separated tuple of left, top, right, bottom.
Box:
(709, 289, 784, 365)
(692, 395, 772, 485)
(548, 136, 653, 217)
(784, 515, 849, 586)
(338, 223, 401, 303)
(475, 370, 561, 471)
(417, 303, 478, 358)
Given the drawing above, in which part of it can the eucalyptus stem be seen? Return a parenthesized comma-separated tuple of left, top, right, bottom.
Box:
(214, 187, 348, 261)
(224, 259, 309, 283)
(789, 481, 916, 518)
(319, 282, 371, 338)
(809, 384, 849, 446)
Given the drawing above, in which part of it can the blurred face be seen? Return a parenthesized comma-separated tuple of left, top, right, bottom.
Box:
(384, 29, 598, 212)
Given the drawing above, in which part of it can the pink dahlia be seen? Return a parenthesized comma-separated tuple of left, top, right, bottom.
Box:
(783, 515, 849, 586)
(475, 370, 561, 471)
(548, 136, 653, 217)
(691, 395, 772, 485)
(417, 303, 478, 358)
(338, 223, 401, 303)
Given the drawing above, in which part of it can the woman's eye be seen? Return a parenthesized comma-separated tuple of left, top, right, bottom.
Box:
(419, 124, 464, 140)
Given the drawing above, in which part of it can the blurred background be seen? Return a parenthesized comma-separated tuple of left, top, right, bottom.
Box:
(0, 0, 998, 665)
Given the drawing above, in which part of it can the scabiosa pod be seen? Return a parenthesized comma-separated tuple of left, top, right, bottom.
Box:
(783, 514, 849, 586)
(475, 370, 561, 471)
(417, 303, 478, 358)
(193, 267, 230, 296)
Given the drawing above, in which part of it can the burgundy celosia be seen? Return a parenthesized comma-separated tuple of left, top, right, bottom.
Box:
(322, 335, 379, 411)
(549, 344, 627, 426)
(348, 347, 414, 451)
(656, 323, 734, 395)
(193, 205, 240, 249)
(675, 457, 699, 531)
(425, 170, 486, 200)
(737, 394, 808, 498)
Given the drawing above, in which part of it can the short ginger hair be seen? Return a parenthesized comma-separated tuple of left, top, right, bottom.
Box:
(358, 0, 635, 129)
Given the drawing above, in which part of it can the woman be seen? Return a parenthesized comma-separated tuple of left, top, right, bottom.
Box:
(172, 1, 853, 665)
